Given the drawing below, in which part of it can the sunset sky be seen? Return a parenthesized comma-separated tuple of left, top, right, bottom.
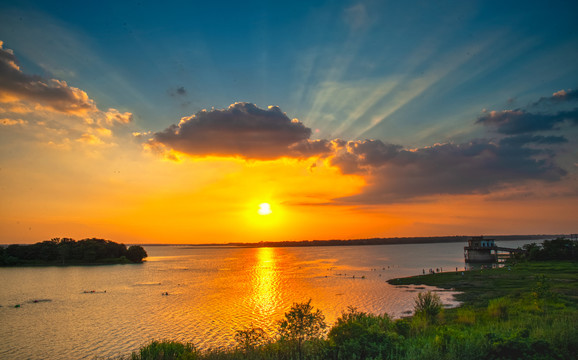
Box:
(1, 0, 577, 244)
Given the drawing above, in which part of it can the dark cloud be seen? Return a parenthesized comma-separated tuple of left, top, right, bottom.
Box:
(476, 108, 578, 134)
(289, 139, 334, 158)
(150, 102, 329, 160)
(344, 140, 402, 171)
(331, 139, 566, 204)
(498, 134, 567, 147)
(339, 90, 576, 203)
(0, 41, 95, 114)
(477, 88, 578, 135)
(530, 88, 578, 108)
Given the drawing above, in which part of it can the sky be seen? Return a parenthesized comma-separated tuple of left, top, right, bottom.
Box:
(1, 0, 577, 244)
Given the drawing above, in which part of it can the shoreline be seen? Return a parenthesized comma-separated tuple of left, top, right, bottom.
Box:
(387, 260, 578, 308)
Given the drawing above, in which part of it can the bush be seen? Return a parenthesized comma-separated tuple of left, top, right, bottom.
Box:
(328, 307, 401, 359)
(486, 330, 562, 360)
(234, 325, 268, 352)
(456, 307, 476, 325)
(394, 318, 411, 337)
(414, 291, 443, 323)
(487, 297, 510, 320)
(132, 340, 198, 360)
(531, 274, 552, 300)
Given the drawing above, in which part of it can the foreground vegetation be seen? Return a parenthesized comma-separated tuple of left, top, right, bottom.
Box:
(0, 238, 147, 266)
(125, 240, 577, 360)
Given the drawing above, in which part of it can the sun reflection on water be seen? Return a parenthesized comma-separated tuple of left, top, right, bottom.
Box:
(250, 247, 280, 317)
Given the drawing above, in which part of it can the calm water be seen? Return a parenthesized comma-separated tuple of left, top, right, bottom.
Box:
(0, 241, 533, 359)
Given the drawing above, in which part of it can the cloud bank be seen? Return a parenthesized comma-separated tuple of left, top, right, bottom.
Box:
(331, 139, 566, 203)
(150, 89, 575, 203)
(149, 102, 332, 160)
(477, 89, 578, 135)
(0, 40, 95, 115)
(0, 41, 132, 146)
(477, 109, 578, 134)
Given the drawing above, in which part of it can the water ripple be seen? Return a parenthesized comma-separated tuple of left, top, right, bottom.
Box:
(0, 244, 470, 359)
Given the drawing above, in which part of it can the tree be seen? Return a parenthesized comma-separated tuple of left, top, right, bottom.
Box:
(277, 299, 327, 360)
(126, 245, 148, 263)
(234, 325, 268, 353)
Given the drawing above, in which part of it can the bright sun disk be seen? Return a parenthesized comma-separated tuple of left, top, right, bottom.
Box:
(258, 203, 272, 216)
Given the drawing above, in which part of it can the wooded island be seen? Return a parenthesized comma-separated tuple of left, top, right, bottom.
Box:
(0, 238, 147, 266)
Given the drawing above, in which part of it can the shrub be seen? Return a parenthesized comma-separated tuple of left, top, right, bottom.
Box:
(234, 325, 268, 352)
(456, 307, 476, 325)
(132, 340, 198, 360)
(414, 291, 443, 323)
(486, 329, 562, 360)
(531, 274, 552, 299)
(394, 318, 411, 337)
(487, 297, 510, 320)
(328, 307, 401, 359)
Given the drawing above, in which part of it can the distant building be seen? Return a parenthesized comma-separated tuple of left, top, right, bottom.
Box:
(464, 236, 498, 263)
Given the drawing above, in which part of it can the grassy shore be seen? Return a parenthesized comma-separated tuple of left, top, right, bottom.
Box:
(388, 260, 578, 307)
(386, 260, 578, 359)
(125, 260, 577, 360)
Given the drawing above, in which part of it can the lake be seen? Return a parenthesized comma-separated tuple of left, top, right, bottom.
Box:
(0, 240, 533, 359)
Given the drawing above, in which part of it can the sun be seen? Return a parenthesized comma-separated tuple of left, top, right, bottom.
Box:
(257, 203, 272, 216)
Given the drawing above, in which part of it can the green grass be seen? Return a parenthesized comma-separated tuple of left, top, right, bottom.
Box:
(131, 340, 198, 360)
(387, 261, 578, 308)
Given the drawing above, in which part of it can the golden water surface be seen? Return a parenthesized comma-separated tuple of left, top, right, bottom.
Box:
(0, 243, 470, 359)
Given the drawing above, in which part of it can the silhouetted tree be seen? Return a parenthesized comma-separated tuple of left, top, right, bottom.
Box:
(278, 299, 326, 360)
(520, 238, 577, 261)
(234, 325, 268, 353)
(126, 245, 148, 263)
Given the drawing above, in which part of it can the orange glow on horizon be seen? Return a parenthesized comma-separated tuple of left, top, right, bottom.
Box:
(2, 142, 577, 245)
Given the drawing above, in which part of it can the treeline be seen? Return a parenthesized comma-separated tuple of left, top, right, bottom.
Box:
(0, 238, 147, 266)
(515, 237, 578, 261)
(230, 236, 471, 248)
(228, 234, 557, 248)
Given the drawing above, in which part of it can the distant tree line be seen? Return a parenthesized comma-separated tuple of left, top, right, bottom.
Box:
(0, 238, 147, 266)
(516, 237, 577, 261)
(228, 234, 557, 248)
